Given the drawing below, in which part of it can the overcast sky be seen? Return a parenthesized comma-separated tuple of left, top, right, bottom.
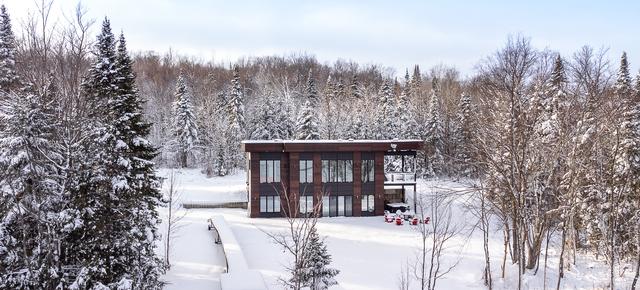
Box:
(3, 0, 639, 77)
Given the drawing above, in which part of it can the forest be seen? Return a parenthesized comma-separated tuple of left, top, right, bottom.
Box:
(1, 2, 640, 290)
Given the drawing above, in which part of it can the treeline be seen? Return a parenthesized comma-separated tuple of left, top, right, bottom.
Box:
(135, 50, 468, 177)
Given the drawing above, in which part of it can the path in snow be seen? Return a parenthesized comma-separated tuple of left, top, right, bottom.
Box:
(160, 208, 227, 290)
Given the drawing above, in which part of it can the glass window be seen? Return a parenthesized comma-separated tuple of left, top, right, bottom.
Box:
(330, 196, 337, 216)
(345, 160, 353, 182)
(260, 196, 281, 213)
(362, 160, 374, 183)
(299, 160, 313, 184)
(330, 160, 337, 182)
(322, 196, 330, 217)
(322, 160, 329, 183)
(260, 160, 267, 183)
(267, 196, 274, 212)
(260, 196, 267, 212)
(274, 196, 280, 212)
(338, 196, 344, 216)
(361, 194, 375, 213)
(300, 195, 314, 214)
(273, 160, 281, 182)
(307, 161, 313, 183)
(345, 196, 352, 216)
(267, 160, 274, 183)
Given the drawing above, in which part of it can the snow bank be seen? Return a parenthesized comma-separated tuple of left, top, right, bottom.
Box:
(212, 215, 267, 290)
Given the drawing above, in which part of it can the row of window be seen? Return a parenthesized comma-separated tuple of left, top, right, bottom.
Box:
(259, 195, 281, 213)
(260, 159, 375, 184)
(322, 159, 353, 183)
(259, 194, 375, 215)
(259, 160, 281, 183)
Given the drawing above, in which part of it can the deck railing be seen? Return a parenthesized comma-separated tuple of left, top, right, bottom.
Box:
(384, 172, 417, 183)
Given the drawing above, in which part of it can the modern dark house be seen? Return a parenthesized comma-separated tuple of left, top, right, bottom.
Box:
(242, 140, 422, 218)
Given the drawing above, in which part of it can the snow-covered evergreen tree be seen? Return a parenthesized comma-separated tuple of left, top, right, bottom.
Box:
(453, 94, 474, 176)
(0, 82, 67, 288)
(69, 20, 165, 289)
(250, 93, 290, 140)
(0, 5, 19, 93)
(612, 51, 639, 260)
(424, 78, 445, 176)
(224, 66, 246, 170)
(173, 73, 198, 168)
(374, 81, 398, 139)
(112, 32, 165, 288)
(398, 70, 418, 139)
(300, 227, 339, 290)
(296, 71, 321, 140)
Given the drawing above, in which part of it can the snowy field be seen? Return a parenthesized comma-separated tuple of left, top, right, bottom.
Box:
(156, 168, 633, 290)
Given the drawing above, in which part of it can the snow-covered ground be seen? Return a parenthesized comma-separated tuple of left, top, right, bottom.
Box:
(156, 168, 634, 290)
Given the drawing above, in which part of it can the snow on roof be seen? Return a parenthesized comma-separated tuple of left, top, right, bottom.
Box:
(242, 139, 423, 144)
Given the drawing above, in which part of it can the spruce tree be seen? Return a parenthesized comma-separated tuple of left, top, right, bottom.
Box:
(295, 71, 321, 140)
(374, 81, 398, 139)
(454, 94, 474, 176)
(613, 51, 638, 260)
(398, 70, 418, 139)
(0, 4, 19, 93)
(424, 78, 444, 176)
(113, 32, 165, 288)
(300, 227, 339, 290)
(251, 93, 290, 140)
(225, 66, 246, 169)
(173, 73, 198, 168)
(69, 19, 164, 289)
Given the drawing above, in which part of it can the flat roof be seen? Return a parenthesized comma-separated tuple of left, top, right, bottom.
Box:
(242, 139, 423, 153)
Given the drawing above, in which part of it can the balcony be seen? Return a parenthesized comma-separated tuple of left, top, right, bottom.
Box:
(384, 172, 416, 184)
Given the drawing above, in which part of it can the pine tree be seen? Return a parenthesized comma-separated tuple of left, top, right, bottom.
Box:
(173, 73, 198, 168)
(398, 70, 418, 139)
(299, 227, 339, 290)
(424, 78, 444, 176)
(296, 71, 321, 140)
(0, 5, 19, 93)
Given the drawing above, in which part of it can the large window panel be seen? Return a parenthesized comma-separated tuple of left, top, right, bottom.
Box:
(299, 160, 313, 184)
(322, 160, 329, 183)
(322, 196, 330, 217)
(273, 160, 281, 182)
(274, 196, 280, 212)
(260, 160, 267, 183)
(267, 160, 274, 183)
(361, 160, 374, 183)
(345, 160, 353, 182)
(260, 196, 267, 212)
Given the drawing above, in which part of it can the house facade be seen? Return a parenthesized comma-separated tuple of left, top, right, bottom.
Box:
(242, 140, 422, 218)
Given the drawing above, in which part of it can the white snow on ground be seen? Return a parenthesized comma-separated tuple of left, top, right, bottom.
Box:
(157, 168, 635, 290)
(157, 168, 247, 204)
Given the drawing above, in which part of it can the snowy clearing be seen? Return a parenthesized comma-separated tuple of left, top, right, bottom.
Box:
(157, 168, 633, 290)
